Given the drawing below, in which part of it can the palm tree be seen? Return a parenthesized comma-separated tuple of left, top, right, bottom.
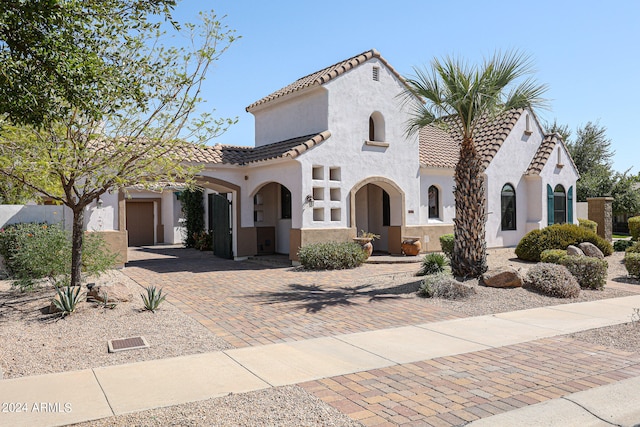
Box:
(404, 51, 547, 278)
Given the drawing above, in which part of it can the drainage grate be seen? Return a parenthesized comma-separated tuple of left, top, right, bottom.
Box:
(108, 336, 149, 353)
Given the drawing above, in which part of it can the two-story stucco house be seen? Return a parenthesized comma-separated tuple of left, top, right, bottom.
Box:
(108, 49, 579, 262)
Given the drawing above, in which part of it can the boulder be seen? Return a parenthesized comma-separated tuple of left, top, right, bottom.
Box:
(480, 267, 523, 288)
(578, 242, 604, 259)
(87, 283, 132, 303)
(566, 245, 585, 257)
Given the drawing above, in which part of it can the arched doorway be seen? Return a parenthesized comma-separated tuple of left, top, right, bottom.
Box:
(350, 178, 404, 253)
(252, 182, 292, 255)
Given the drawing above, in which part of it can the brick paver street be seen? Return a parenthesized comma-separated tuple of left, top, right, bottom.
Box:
(300, 337, 640, 426)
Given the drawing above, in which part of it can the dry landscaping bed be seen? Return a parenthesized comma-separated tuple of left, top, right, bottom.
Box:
(1, 248, 639, 426)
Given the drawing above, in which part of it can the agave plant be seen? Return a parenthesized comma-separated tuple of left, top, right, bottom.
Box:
(52, 285, 83, 317)
(140, 286, 167, 312)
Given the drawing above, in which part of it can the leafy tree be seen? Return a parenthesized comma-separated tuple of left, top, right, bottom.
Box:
(404, 51, 547, 278)
(611, 171, 640, 215)
(0, 3, 237, 287)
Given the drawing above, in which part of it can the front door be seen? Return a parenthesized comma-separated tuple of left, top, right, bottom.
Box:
(209, 193, 232, 259)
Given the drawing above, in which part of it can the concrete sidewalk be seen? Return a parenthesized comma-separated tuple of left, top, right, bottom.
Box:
(1, 295, 640, 427)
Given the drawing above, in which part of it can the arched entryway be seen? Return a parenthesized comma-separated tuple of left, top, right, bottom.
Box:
(350, 177, 405, 253)
(251, 182, 293, 255)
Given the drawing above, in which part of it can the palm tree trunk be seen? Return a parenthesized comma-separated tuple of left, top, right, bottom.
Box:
(452, 136, 488, 278)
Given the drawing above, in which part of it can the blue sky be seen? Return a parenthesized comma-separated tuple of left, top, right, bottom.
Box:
(173, 1, 639, 173)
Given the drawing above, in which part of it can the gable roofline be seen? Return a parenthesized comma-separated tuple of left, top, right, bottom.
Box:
(246, 49, 408, 112)
(525, 132, 580, 177)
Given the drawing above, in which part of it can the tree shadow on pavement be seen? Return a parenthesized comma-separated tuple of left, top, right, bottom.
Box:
(248, 280, 422, 313)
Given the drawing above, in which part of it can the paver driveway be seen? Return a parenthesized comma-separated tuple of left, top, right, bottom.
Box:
(124, 246, 461, 348)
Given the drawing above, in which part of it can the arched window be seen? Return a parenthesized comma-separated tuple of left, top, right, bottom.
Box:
(554, 185, 566, 224)
(368, 112, 385, 142)
(428, 185, 439, 219)
(501, 184, 516, 230)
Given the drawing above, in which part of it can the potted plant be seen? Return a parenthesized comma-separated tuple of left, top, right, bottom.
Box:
(401, 236, 422, 256)
(353, 230, 380, 258)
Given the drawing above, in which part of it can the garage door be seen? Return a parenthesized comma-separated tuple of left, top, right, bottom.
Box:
(126, 201, 154, 246)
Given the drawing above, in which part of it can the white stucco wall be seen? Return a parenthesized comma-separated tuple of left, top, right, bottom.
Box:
(0, 204, 72, 230)
(484, 111, 548, 248)
(252, 88, 329, 146)
(293, 57, 421, 230)
(85, 191, 119, 232)
(419, 168, 455, 224)
(538, 141, 579, 226)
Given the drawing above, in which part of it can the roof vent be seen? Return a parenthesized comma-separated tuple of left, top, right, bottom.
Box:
(372, 66, 380, 82)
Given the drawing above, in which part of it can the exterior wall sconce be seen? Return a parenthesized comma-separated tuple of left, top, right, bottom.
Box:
(305, 194, 314, 207)
(97, 197, 103, 208)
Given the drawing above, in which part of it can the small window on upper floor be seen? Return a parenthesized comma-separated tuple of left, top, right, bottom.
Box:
(368, 112, 385, 142)
(428, 185, 439, 219)
(372, 66, 380, 82)
(525, 114, 533, 135)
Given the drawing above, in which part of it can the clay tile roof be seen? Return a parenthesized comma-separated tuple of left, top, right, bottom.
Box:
(526, 133, 559, 175)
(419, 109, 524, 170)
(181, 131, 331, 166)
(246, 49, 406, 111)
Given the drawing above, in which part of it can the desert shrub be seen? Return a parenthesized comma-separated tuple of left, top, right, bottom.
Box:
(626, 241, 640, 254)
(52, 285, 83, 317)
(625, 253, 640, 278)
(298, 241, 367, 270)
(417, 252, 448, 276)
(515, 223, 613, 262)
(418, 273, 476, 300)
(629, 216, 640, 241)
(614, 240, 634, 252)
(0, 223, 115, 291)
(523, 263, 580, 298)
(559, 255, 608, 290)
(141, 286, 167, 312)
(540, 249, 567, 264)
(439, 234, 454, 259)
(578, 218, 597, 234)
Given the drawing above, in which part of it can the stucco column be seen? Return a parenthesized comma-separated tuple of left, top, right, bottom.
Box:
(587, 197, 614, 241)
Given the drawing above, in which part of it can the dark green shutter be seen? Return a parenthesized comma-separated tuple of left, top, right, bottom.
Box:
(568, 186, 574, 223)
(547, 184, 554, 225)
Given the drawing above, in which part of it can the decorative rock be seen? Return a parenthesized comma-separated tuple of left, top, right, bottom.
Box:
(480, 267, 523, 288)
(578, 242, 605, 259)
(87, 283, 132, 303)
(566, 245, 585, 257)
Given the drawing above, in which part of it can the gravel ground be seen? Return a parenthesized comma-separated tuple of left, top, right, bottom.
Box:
(0, 270, 232, 379)
(2, 248, 640, 427)
(70, 386, 361, 427)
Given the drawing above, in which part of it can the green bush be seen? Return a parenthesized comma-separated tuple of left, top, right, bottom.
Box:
(578, 218, 597, 234)
(439, 234, 454, 259)
(179, 189, 205, 248)
(0, 223, 115, 291)
(614, 240, 634, 252)
(559, 255, 608, 290)
(629, 216, 640, 241)
(626, 241, 640, 254)
(515, 223, 613, 262)
(523, 263, 580, 298)
(625, 253, 640, 278)
(418, 273, 476, 300)
(298, 241, 367, 270)
(540, 249, 568, 264)
(417, 253, 449, 276)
